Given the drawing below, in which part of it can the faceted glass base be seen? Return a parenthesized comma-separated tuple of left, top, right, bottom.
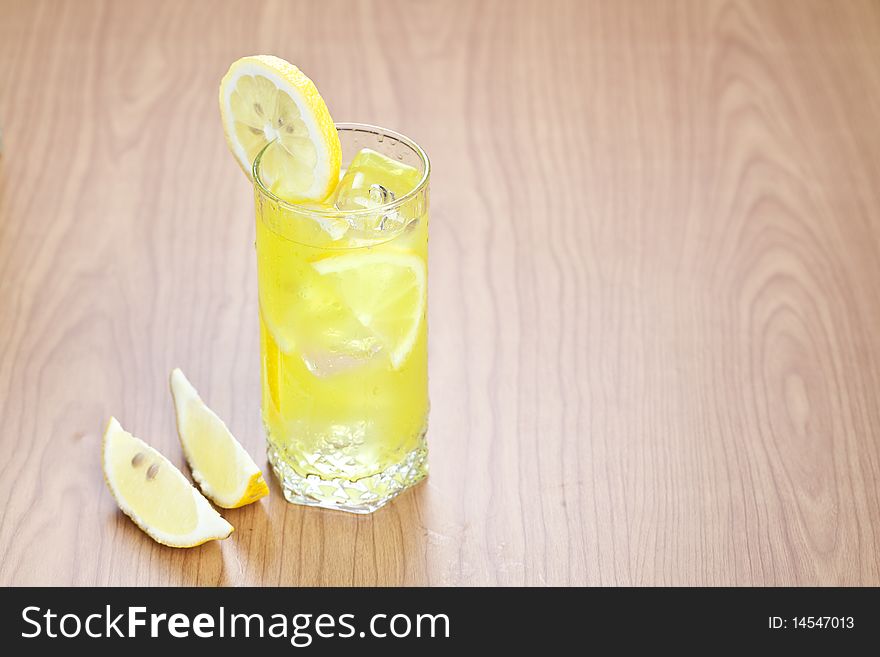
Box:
(266, 434, 428, 514)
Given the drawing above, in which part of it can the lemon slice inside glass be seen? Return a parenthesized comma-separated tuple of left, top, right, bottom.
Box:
(219, 55, 341, 202)
(170, 369, 270, 508)
(313, 251, 426, 369)
(102, 418, 233, 548)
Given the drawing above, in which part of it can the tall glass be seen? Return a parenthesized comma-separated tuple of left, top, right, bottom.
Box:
(253, 123, 429, 513)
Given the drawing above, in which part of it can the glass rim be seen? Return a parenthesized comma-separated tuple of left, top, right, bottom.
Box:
(252, 122, 430, 218)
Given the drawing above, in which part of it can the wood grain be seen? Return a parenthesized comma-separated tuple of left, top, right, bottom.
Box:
(1, 0, 880, 586)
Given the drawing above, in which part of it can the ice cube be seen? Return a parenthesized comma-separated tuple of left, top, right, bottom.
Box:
(331, 148, 423, 231)
(315, 215, 350, 240)
(301, 340, 383, 378)
(297, 201, 351, 241)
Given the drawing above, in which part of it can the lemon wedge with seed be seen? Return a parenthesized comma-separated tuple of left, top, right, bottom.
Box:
(219, 55, 341, 202)
(102, 417, 233, 548)
(170, 368, 269, 508)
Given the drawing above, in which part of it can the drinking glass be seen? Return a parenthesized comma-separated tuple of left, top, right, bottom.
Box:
(253, 123, 430, 513)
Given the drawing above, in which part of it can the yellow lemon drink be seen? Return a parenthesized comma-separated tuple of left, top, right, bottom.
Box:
(254, 126, 429, 513)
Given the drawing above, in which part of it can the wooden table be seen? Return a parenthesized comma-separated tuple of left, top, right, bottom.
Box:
(1, 0, 879, 587)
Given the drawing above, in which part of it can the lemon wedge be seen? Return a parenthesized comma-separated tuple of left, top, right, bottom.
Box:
(170, 368, 269, 508)
(102, 417, 233, 548)
(313, 251, 426, 368)
(219, 55, 341, 202)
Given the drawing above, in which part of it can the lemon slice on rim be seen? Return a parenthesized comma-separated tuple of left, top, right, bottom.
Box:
(313, 251, 426, 369)
(219, 55, 341, 202)
(170, 369, 270, 508)
(102, 418, 233, 548)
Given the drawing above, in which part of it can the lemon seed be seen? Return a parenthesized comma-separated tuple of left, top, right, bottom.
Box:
(131, 452, 145, 467)
(146, 463, 159, 480)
